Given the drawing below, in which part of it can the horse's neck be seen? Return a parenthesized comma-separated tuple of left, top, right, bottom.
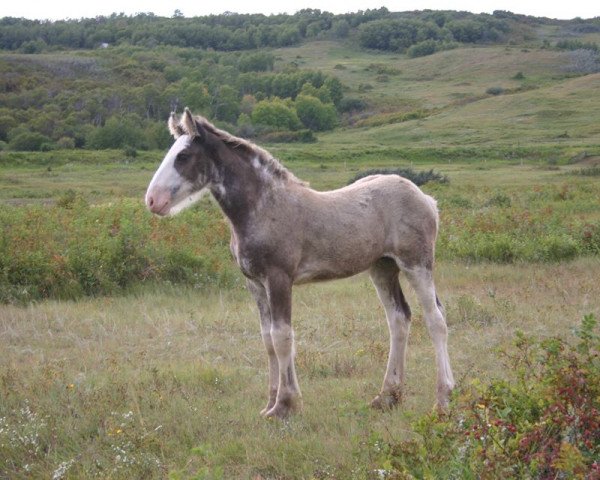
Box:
(209, 153, 267, 233)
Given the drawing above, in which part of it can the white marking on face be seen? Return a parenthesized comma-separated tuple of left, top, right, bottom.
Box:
(169, 187, 209, 216)
(146, 134, 211, 216)
(146, 135, 191, 197)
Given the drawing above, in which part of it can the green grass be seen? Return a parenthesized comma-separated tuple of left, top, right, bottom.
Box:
(1, 33, 600, 478)
(1, 260, 598, 478)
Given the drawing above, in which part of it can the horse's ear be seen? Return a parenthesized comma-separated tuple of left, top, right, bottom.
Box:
(168, 112, 184, 138)
(182, 107, 204, 140)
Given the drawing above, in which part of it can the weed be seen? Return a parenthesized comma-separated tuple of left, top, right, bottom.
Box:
(363, 315, 600, 479)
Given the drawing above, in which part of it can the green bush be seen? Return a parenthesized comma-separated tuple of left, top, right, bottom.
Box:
(348, 167, 449, 186)
(486, 86, 505, 95)
(362, 315, 600, 479)
(251, 98, 302, 131)
(337, 97, 367, 113)
(0, 201, 236, 304)
(407, 39, 438, 57)
(294, 95, 337, 131)
(261, 129, 316, 143)
(8, 132, 53, 151)
(86, 117, 146, 149)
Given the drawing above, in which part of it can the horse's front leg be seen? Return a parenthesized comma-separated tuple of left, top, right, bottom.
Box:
(264, 270, 302, 419)
(246, 279, 278, 415)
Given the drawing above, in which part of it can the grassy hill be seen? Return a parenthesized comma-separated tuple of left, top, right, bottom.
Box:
(1, 10, 599, 157)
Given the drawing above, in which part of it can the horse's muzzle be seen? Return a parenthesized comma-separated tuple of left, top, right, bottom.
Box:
(145, 188, 171, 216)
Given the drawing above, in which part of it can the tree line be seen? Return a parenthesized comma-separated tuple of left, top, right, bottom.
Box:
(0, 9, 528, 53)
(0, 8, 389, 52)
(0, 45, 353, 151)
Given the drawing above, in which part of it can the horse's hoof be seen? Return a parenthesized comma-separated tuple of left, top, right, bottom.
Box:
(433, 399, 450, 416)
(370, 389, 402, 410)
(263, 397, 302, 419)
(260, 402, 276, 416)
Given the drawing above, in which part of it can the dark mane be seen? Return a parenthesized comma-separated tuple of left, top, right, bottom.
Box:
(196, 116, 306, 186)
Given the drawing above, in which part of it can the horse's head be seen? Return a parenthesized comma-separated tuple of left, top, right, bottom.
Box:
(145, 108, 213, 216)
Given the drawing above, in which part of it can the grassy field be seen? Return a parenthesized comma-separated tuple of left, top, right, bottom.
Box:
(1, 151, 599, 477)
(1, 259, 598, 478)
(2, 35, 600, 478)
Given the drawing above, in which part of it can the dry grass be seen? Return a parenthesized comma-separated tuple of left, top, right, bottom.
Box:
(1, 259, 598, 478)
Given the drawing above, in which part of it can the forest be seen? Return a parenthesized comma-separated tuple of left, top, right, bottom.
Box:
(2, 9, 598, 153)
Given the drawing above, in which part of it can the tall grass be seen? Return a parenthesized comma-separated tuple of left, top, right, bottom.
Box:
(1, 178, 599, 303)
(0, 198, 237, 303)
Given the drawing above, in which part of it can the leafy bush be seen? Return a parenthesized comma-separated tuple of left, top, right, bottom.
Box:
(261, 129, 316, 143)
(364, 315, 600, 479)
(484, 193, 511, 207)
(0, 201, 236, 303)
(251, 98, 301, 131)
(337, 97, 367, 113)
(86, 117, 146, 149)
(348, 167, 449, 186)
(8, 132, 53, 151)
(294, 95, 337, 131)
(486, 86, 505, 95)
(556, 39, 599, 52)
(407, 39, 439, 58)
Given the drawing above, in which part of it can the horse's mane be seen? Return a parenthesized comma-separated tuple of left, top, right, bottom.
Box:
(196, 116, 306, 186)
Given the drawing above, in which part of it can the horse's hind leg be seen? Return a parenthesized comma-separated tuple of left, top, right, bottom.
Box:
(404, 266, 455, 410)
(369, 258, 412, 410)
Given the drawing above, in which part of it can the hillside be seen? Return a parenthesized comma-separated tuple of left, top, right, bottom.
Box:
(0, 10, 599, 157)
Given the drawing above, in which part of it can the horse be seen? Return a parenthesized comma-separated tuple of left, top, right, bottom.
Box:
(145, 108, 454, 419)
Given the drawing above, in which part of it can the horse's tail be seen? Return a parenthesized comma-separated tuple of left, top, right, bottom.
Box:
(425, 194, 440, 237)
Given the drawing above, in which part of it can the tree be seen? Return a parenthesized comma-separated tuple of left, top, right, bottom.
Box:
(85, 116, 145, 149)
(210, 85, 240, 123)
(294, 95, 337, 131)
(331, 19, 350, 38)
(251, 98, 301, 131)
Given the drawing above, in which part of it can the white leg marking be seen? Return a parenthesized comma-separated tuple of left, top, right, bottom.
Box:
(405, 267, 455, 409)
(267, 323, 301, 417)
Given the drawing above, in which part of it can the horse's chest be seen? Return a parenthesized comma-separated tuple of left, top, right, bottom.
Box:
(230, 236, 265, 280)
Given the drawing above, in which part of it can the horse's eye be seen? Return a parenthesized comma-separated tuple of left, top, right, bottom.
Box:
(175, 152, 190, 164)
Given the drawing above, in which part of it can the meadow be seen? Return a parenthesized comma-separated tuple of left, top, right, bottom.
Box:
(1, 147, 599, 478)
(2, 17, 600, 478)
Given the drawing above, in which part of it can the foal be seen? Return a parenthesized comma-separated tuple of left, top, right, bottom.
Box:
(145, 109, 454, 419)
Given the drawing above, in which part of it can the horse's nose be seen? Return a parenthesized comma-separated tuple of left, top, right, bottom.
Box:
(146, 188, 171, 215)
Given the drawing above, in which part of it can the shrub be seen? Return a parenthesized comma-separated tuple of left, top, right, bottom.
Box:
(337, 97, 367, 113)
(407, 39, 438, 58)
(86, 117, 146, 149)
(8, 132, 53, 151)
(251, 98, 302, 131)
(123, 146, 137, 159)
(486, 86, 505, 95)
(576, 166, 600, 176)
(484, 193, 511, 207)
(0, 201, 236, 303)
(348, 167, 449, 186)
(294, 95, 337, 131)
(363, 315, 600, 479)
(56, 136, 76, 149)
(261, 129, 316, 143)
